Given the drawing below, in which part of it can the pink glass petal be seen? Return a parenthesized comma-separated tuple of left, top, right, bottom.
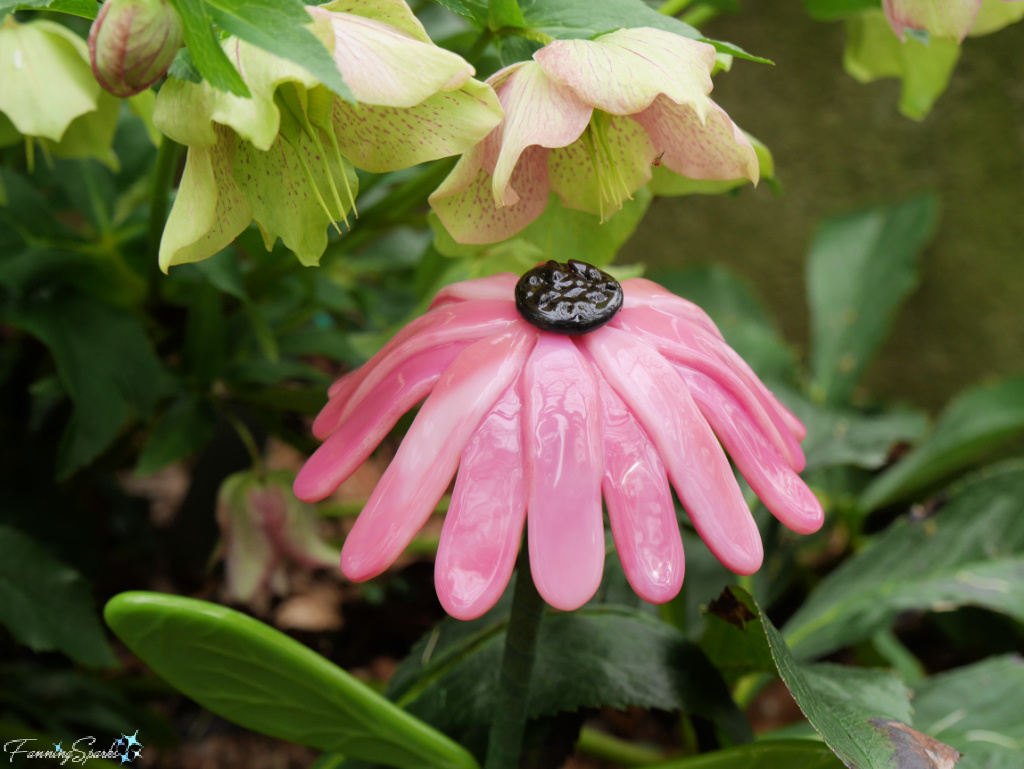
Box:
(294, 342, 467, 502)
(597, 377, 684, 604)
(428, 273, 519, 310)
(620, 278, 724, 339)
(523, 335, 605, 611)
(314, 301, 520, 438)
(436, 383, 527, 620)
(341, 328, 537, 581)
(583, 326, 763, 575)
(718, 343, 807, 443)
(612, 305, 804, 471)
(683, 372, 824, 535)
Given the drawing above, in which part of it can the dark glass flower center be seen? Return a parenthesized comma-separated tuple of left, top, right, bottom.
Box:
(515, 260, 623, 335)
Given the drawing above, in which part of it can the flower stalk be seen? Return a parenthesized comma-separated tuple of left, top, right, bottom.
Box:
(484, 540, 546, 769)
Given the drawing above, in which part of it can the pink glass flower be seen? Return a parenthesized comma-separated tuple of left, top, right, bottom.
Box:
(295, 261, 822, 620)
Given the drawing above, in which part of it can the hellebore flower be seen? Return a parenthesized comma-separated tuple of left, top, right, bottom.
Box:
(155, 0, 503, 271)
(884, 0, 1024, 41)
(88, 0, 184, 98)
(430, 27, 758, 245)
(0, 17, 120, 168)
(217, 469, 340, 607)
(295, 261, 822, 620)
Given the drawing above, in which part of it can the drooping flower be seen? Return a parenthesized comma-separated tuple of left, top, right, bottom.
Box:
(88, 0, 184, 98)
(217, 469, 340, 608)
(155, 0, 503, 270)
(884, 0, 1024, 41)
(429, 27, 758, 245)
(295, 261, 822, 620)
(0, 16, 120, 169)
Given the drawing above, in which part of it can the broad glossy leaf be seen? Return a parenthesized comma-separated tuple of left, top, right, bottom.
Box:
(912, 655, 1024, 769)
(389, 597, 752, 752)
(0, 526, 116, 667)
(785, 463, 1024, 660)
(428, 0, 488, 25)
(168, 0, 251, 96)
(1, 0, 98, 19)
(644, 739, 844, 769)
(135, 395, 218, 476)
(807, 194, 937, 405)
(104, 592, 480, 769)
(860, 377, 1024, 511)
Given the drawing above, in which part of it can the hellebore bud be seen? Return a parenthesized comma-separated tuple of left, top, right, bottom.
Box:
(88, 0, 184, 97)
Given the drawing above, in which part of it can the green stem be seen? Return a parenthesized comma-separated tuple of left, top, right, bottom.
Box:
(659, 0, 696, 15)
(222, 409, 265, 478)
(575, 727, 667, 767)
(466, 28, 495, 65)
(484, 544, 546, 769)
(146, 137, 182, 302)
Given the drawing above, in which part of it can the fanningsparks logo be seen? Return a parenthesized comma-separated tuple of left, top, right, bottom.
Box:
(4, 730, 144, 765)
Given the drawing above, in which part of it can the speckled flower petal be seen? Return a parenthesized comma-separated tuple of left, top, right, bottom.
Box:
(318, 0, 433, 44)
(523, 335, 605, 611)
(683, 371, 824, 535)
(534, 27, 715, 118)
(884, 0, 981, 40)
(331, 78, 502, 172)
(436, 384, 527, 620)
(341, 328, 536, 581)
(431, 144, 552, 244)
(598, 377, 684, 604)
(584, 326, 763, 575)
(547, 114, 655, 218)
(159, 132, 251, 271)
(632, 96, 758, 184)
(490, 61, 592, 206)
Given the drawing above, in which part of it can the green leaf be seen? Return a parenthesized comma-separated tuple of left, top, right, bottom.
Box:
(389, 598, 751, 753)
(785, 463, 1024, 660)
(843, 10, 960, 120)
(803, 0, 879, 21)
(167, 0, 251, 97)
(643, 740, 844, 769)
(912, 655, 1024, 769)
(203, 0, 355, 103)
(428, 0, 488, 25)
(0, 525, 117, 667)
(860, 377, 1024, 512)
(0, 0, 98, 20)
(104, 592, 480, 769)
(135, 394, 218, 476)
(807, 194, 937, 405)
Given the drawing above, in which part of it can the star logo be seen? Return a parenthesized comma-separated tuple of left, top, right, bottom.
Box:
(123, 731, 141, 750)
(53, 743, 62, 753)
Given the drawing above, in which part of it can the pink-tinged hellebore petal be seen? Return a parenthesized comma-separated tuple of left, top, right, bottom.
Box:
(597, 378, 684, 604)
(683, 372, 823, 535)
(341, 328, 536, 580)
(436, 385, 527, 620)
(584, 326, 763, 575)
(632, 96, 758, 184)
(534, 28, 715, 118)
(524, 335, 605, 611)
(883, 0, 981, 41)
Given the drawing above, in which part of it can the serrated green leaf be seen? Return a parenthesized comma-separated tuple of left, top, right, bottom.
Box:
(203, 0, 355, 103)
(104, 592, 480, 769)
(0, 525, 117, 667)
(807, 194, 937, 405)
(167, 0, 251, 96)
(135, 394, 218, 476)
(644, 740, 844, 769)
(912, 655, 1024, 769)
(860, 377, 1024, 511)
(785, 463, 1024, 660)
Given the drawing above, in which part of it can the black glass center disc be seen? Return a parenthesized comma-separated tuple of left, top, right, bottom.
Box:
(514, 260, 623, 335)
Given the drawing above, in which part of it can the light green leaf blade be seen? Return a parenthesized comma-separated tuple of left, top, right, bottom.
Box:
(0, 526, 117, 667)
(807, 194, 937, 405)
(1, 0, 99, 18)
(912, 655, 1024, 769)
(860, 377, 1024, 511)
(785, 463, 1024, 660)
(167, 0, 251, 96)
(104, 592, 480, 769)
(643, 740, 844, 769)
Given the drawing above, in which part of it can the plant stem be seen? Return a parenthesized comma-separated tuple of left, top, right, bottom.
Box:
(575, 727, 668, 767)
(659, 0, 695, 15)
(484, 544, 546, 769)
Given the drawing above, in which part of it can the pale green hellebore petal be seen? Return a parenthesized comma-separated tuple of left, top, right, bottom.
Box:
(313, 9, 472, 106)
(547, 114, 654, 219)
(883, 0, 980, 40)
(46, 90, 121, 170)
(845, 9, 960, 120)
(159, 134, 252, 271)
(534, 27, 716, 121)
(218, 473, 281, 605)
(970, 0, 1024, 35)
(153, 77, 218, 147)
(332, 77, 502, 173)
(649, 131, 773, 196)
(127, 89, 163, 146)
(490, 61, 591, 207)
(318, 0, 432, 43)
(632, 96, 758, 183)
(0, 19, 99, 142)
